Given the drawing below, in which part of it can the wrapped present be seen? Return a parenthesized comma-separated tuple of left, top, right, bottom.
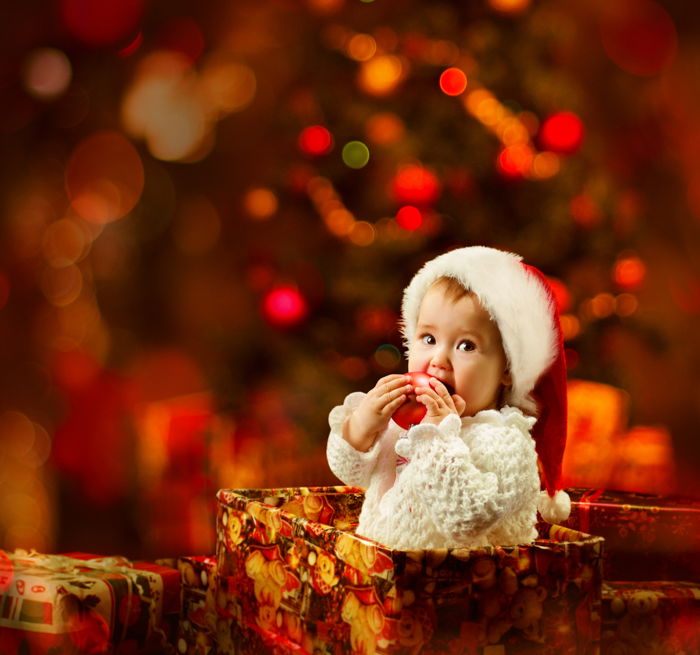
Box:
(0, 550, 180, 655)
(563, 488, 700, 581)
(214, 486, 604, 655)
(172, 556, 219, 655)
(601, 580, 700, 655)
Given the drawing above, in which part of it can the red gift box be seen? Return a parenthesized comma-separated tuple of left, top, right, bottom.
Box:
(215, 486, 604, 655)
(602, 580, 700, 654)
(0, 550, 179, 655)
(563, 488, 700, 581)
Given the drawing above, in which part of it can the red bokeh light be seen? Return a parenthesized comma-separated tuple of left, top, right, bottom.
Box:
(395, 205, 423, 231)
(613, 254, 646, 290)
(496, 144, 533, 178)
(439, 67, 468, 96)
(263, 286, 308, 327)
(60, 0, 144, 47)
(539, 112, 584, 154)
(298, 125, 333, 156)
(546, 277, 572, 313)
(154, 17, 205, 63)
(600, 0, 677, 76)
(390, 164, 441, 206)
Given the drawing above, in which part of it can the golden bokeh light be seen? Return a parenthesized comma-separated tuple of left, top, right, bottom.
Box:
(200, 58, 257, 115)
(42, 218, 89, 267)
(65, 131, 145, 223)
(243, 188, 278, 220)
(358, 55, 404, 96)
(347, 34, 377, 61)
(348, 221, 375, 246)
(365, 112, 405, 145)
(40, 264, 83, 307)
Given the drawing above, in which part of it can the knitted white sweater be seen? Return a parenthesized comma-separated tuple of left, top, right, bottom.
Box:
(326, 392, 540, 550)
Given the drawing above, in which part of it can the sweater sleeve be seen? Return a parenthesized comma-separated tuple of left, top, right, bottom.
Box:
(379, 408, 537, 547)
(326, 392, 382, 488)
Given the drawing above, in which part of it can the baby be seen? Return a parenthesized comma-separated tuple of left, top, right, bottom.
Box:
(326, 246, 570, 550)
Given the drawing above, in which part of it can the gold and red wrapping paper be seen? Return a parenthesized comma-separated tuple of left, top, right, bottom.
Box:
(0, 550, 180, 655)
(563, 488, 700, 582)
(172, 556, 219, 655)
(215, 486, 605, 655)
(601, 580, 700, 655)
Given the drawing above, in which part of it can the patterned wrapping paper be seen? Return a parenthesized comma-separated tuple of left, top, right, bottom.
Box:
(215, 486, 605, 655)
(172, 556, 219, 655)
(601, 580, 700, 655)
(0, 551, 180, 655)
(563, 488, 700, 582)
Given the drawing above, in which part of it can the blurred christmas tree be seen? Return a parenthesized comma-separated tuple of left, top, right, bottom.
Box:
(1, 0, 700, 553)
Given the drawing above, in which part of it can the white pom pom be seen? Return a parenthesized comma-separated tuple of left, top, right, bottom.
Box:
(538, 489, 571, 524)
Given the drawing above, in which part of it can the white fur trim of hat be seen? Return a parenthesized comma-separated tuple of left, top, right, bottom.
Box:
(400, 246, 558, 415)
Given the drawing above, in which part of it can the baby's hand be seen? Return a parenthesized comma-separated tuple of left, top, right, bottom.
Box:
(343, 374, 412, 451)
(414, 378, 466, 425)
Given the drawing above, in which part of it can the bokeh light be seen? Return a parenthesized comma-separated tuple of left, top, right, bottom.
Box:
(42, 218, 90, 267)
(590, 293, 616, 318)
(358, 55, 404, 96)
(346, 34, 377, 61)
(374, 344, 401, 370)
(496, 144, 534, 178)
(546, 277, 572, 313)
(262, 286, 308, 327)
(391, 164, 440, 205)
(488, 0, 531, 13)
(23, 48, 72, 100)
(395, 205, 423, 231)
(60, 0, 144, 47)
(599, 0, 677, 76)
(244, 188, 279, 220)
(570, 193, 602, 228)
(348, 221, 375, 246)
(299, 125, 333, 156)
(199, 58, 257, 115)
(65, 131, 145, 223)
(439, 67, 468, 96)
(539, 112, 584, 154)
(365, 112, 405, 145)
(154, 17, 205, 63)
(41, 264, 83, 307)
(613, 253, 646, 290)
(342, 141, 370, 169)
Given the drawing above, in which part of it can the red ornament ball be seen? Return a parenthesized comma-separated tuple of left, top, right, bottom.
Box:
(539, 112, 584, 155)
(392, 372, 455, 430)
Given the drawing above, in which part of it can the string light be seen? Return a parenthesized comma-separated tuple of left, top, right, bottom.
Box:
(539, 112, 584, 154)
(395, 206, 423, 231)
(342, 140, 370, 169)
(262, 286, 308, 327)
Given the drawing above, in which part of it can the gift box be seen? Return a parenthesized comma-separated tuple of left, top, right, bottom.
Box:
(601, 580, 700, 655)
(214, 486, 604, 655)
(0, 550, 180, 655)
(563, 488, 700, 581)
(172, 556, 219, 655)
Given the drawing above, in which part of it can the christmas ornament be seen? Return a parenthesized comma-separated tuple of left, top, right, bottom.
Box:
(391, 371, 454, 430)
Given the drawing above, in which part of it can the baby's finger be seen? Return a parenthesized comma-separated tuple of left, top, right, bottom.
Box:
(382, 393, 408, 415)
(452, 395, 467, 416)
(428, 378, 452, 399)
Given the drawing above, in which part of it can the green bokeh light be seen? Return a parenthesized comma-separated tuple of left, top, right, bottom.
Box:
(342, 141, 370, 169)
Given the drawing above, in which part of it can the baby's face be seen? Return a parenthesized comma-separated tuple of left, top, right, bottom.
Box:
(407, 285, 509, 416)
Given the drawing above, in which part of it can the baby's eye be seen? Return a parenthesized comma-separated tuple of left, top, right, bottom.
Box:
(420, 334, 435, 345)
(458, 340, 476, 352)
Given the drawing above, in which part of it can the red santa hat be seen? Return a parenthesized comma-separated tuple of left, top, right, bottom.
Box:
(400, 246, 570, 523)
